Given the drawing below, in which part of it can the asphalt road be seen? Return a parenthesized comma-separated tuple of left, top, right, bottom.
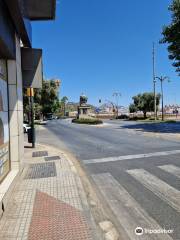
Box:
(36, 119, 180, 240)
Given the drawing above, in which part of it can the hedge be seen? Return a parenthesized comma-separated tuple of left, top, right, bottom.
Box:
(72, 118, 103, 125)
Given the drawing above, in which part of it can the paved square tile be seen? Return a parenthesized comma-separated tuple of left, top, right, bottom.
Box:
(24, 162, 57, 179)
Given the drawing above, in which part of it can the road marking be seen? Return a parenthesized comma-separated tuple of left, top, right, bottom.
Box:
(83, 149, 180, 164)
(158, 165, 180, 179)
(127, 169, 180, 213)
(92, 173, 173, 240)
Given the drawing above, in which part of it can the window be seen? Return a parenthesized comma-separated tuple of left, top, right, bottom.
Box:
(0, 59, 10, 184)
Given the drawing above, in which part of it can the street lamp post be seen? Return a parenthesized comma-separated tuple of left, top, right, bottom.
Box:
(153, 79, 157, 120)
(155, 76, 170, 121)
(112, 92, 121, 118)
(152, 43, 157, 120)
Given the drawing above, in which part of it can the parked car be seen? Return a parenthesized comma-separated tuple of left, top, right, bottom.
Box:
(45, 113, 53, 120)
(23, 123, 31, 133)
(39, 120, 47, 125)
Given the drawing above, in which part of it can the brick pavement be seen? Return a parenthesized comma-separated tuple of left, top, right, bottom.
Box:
(0, 144, 98, 240)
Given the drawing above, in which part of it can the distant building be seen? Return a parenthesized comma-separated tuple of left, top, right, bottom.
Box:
(99, 103, 129, 115)
(164, 104, 180, 114)
(67, 111, 78, 118)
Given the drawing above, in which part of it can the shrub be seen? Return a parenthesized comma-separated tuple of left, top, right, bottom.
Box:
(128, 116, 145, 121)
(148, 117, 155, 121)
(164, 120, 176, 123)
(72, 118, 103, 125)
(116, 114, 129, 119)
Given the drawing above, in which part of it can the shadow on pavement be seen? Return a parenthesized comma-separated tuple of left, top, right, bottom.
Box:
(119, 122, 180, 134)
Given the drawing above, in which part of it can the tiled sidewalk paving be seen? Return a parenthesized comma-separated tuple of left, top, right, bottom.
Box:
(0, 144, 98, 240)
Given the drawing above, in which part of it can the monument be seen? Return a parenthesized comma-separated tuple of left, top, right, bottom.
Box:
(77, 94, 91, 119)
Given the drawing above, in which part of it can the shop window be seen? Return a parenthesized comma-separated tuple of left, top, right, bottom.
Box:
(0, 90, 3, 111)
(0, 59, 10, 184)
(0, 118, 4, 145)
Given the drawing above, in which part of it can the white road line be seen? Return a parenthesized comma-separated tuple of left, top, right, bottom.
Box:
(127, 169, 180, 213)
(92, 173, 173, 240)
(158, 165, 180, 179)
(83, 149, 180, 164)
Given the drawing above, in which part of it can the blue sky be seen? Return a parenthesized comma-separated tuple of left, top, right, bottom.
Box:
(32, 0, 179, 107)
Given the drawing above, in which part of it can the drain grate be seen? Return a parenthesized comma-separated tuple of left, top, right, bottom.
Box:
(25, 162, 57, 179)
(32, 151, 48, 157)
(44, 156, 61, 161)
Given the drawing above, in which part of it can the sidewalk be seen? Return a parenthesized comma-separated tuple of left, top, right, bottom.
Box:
(0, 143, 99, 240)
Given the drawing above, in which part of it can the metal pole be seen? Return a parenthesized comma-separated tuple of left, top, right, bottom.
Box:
(155, 76, 169, 122)
(28, 95, 31, 124)
(161, 79, 164, 121)
(30, 88, 35, 148)
(116, 95, 119, 118)
(113, 92, 121, 118)
(153, 43, 157, 120)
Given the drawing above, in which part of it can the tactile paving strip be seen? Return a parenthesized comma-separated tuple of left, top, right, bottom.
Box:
(32, 151, 48, 157)
(44, 156, 61, 161)
(25, 162, 57, 179)
(28, 191, 92, 240)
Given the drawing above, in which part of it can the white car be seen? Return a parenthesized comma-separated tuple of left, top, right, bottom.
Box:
(23, 123, 31, 133)
(39, 120, 47, 125)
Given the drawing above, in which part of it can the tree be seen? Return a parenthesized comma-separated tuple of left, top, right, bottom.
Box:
(34, 103, 42, 120)
(129, 104, 138, 113)
(130, 92, 161, 118)
(161, 0, 180, 75)
(23, 79, 60, 120)
(61, 96, 68, 104)
(60, 96, 68, 116)
(40, 79, 60, 116)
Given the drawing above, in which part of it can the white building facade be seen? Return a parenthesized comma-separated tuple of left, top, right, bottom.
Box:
(0, 0, 56, 216)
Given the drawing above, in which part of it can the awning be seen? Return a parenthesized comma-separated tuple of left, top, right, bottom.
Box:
(0, 0, 16, 59)
(25, 0, 56, 21)
(3, 0, 56, 49)
(21, 48, 43, 88)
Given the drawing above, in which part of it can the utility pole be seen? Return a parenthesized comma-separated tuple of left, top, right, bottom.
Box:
(160, 79, 164, 121)
(112, 92, 121, 118)
(153, 43, 157, 120)
(155, 76, 170, 121)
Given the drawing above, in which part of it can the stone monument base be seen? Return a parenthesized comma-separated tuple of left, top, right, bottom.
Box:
(78, 105, 91, 119)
